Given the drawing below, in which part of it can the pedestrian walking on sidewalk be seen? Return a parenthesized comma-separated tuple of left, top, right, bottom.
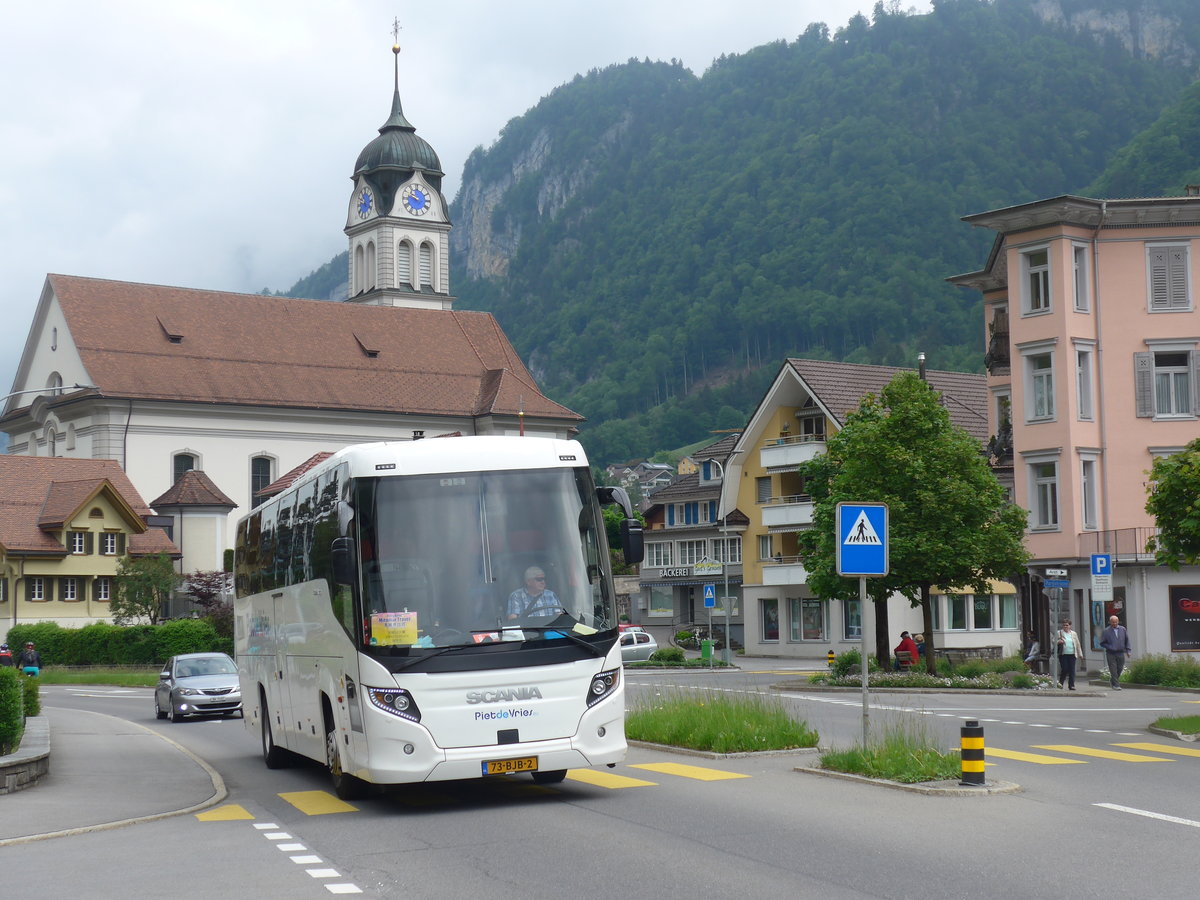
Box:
(1100, 615, 1131, 690)
(1055, 621, 1081, 690)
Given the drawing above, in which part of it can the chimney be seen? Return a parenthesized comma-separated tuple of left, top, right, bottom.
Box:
(917, 352, 926, 381)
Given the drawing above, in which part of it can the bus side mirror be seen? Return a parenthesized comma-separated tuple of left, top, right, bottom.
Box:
(331, 536, 356, 585)
(620, 517, 644, 565)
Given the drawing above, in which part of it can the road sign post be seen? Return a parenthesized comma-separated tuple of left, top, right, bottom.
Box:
(836, 503, 889, 747)
(703, 583, 715, 669)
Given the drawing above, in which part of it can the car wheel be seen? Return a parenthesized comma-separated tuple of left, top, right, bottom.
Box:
(326, 724, 368, 800)
(531, 769, 567, 784)
(167, 702, 183, 723)
(155, 696, 167, 720)
(261, 699, 289, 769)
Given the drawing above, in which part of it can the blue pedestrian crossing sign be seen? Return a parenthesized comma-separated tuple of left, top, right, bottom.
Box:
(703, 583, 716, 608)
(836, 502, 889, 577)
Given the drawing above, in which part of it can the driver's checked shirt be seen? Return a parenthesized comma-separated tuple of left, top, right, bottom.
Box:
(506, 587, 562, 619)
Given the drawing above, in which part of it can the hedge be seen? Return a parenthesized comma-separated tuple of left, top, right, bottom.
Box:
(4, 619, 231, 667)
(0, 666, 22, 755)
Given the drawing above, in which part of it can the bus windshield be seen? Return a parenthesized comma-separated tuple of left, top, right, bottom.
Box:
(353, 466, 615, 652)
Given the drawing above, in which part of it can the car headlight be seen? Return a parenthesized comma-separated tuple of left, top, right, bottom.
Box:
(177, 687, 202, 696)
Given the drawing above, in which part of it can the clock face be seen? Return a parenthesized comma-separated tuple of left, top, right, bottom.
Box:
(402, 184, 431, 216)
(356, 188, 374, 218)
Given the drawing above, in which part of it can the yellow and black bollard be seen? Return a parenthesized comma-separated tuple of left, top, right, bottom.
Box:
(959, 720, 985, 786)
(827, 650, 836, 667)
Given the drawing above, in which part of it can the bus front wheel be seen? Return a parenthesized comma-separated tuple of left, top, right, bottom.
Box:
(532, 769, 567, 784)
(326, 724, 369, 800)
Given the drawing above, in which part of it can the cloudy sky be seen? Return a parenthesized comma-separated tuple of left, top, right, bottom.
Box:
(0, 0, 931, 394)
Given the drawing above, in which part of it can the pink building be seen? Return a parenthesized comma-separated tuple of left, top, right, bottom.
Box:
(952, 192, 1200, 662)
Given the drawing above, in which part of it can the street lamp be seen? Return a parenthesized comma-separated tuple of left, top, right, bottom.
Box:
(709, 457, 733, 664)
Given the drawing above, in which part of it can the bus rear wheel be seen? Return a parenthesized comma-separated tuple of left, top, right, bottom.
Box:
(326, 725, 368, 800)
(261, 699, 289, 769)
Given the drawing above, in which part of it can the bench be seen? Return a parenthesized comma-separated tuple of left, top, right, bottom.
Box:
(894, 650, 915, 671)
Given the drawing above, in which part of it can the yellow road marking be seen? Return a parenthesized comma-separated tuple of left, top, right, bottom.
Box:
(629, 762, 750, 781)
(1113, 742, 1200, 758)
(197, 804, 255, 821)
(984, 747, 1088, 765)
(1033, 745, 1171, 762)
(278, 791, 359, 815)
(566, 769, 656, 788)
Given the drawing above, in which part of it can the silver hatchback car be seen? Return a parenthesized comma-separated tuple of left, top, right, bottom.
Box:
(155, 652, 243, 722)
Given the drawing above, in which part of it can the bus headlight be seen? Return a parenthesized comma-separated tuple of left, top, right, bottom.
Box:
(586, 667, 620, 708)
(366, 687, 422, 722)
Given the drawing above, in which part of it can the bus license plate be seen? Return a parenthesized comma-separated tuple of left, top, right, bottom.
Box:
(483, 756, 538, 775)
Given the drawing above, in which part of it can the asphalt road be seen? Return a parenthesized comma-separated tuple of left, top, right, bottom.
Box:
(6, 678, 1200, 899)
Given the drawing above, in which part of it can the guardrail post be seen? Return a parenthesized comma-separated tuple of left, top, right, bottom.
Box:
(827, 650, 836, 667)
(960, 720, 985, 787)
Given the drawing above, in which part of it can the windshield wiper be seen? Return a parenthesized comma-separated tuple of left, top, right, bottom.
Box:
(514, 625, 605, 657)
(387, 642, 477, 672)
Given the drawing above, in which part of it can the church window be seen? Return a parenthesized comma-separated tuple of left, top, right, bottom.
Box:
(174, 453, 197, 483)
(419, 242, 433, 288)
(47, 372, 63, 395)
(354, 244, 365, 294)
(251, 456, 274, 502)
(397, 240, 413, 286)
(366, 240, 376, 290)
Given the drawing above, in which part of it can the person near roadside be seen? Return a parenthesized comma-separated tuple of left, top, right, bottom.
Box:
(1055, 620, 1081, 690)
(1023, 631, 1041, 670)
(0, 643, 13, 667)
(1099, 615, 1132, 690)
(506, 566, 563, 620)
(893, 631, 919, 670)
(18, 641, 42, 677)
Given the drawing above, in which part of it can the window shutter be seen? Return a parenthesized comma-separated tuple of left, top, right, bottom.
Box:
(397, 241, 411, 285)
(709, 500, 717, 522)
(118, 533, 126, 555)
(25, 579, 33, 601)
(92, 577, 99, 602)
(667, 505, 675, 526)
(1192, 351, 1200, 417)
(1134, 352, 1154, 417)
(1149, 247, 1169, 309)
(1168, 247, 1189, 309)
(85, 532, 94, 554)
(419, 243, 433, 287)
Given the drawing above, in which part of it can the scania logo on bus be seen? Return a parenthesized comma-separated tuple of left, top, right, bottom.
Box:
(466, 686, 543, 704)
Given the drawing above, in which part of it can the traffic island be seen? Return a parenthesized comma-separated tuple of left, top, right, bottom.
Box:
(792, 764, 1021, 795)
(0, 716, 49, 794)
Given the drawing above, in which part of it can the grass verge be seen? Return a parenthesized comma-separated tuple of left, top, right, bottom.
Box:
(819, 718, 961, 783)
(626, 689, 818, 753)
(33, 667, 159, 687)
(1151, 714, 1200, 735)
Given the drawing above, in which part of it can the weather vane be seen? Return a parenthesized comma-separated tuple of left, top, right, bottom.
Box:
(392, 17, 402, 51)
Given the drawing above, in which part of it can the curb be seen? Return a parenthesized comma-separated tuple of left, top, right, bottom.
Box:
(794, 765, 1022, 796)
(1148, 725, 1198, 743)
(0, 716, 49, 794)
(629, 740, 822, 760)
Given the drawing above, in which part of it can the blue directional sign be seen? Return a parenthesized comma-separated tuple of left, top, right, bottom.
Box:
(836, 502, 889, 577)
(703, 583, 716, 608)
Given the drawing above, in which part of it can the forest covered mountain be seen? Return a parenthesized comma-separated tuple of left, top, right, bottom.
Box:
(283, 0, 1200, 466)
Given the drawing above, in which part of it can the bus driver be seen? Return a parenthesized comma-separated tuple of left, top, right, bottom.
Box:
(507, 566, 563, 620)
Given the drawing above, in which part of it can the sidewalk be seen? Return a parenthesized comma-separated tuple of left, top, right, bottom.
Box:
(0, 706, 225, 845)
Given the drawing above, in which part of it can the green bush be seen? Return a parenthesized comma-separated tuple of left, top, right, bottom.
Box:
(0, 666, 23, 754)
(648, 646, 685, 664)
(831, 649, 879, 679)
(22, 675, 40, 717)
(1126, 654, 1200, 689)
(5, 619, 228, 667)
(674, 630, 696, 649)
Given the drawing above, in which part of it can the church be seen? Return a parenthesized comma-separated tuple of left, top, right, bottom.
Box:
(0, 43, 581, 579)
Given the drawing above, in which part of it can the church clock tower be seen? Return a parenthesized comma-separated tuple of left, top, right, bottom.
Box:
(345, 38, 453, 310)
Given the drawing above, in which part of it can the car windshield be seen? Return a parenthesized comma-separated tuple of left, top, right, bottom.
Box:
(178, 657, 236, 677)
(353, 466, 616, 651)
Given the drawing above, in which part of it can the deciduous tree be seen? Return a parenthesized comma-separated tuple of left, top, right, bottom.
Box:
(797, 372, 1029, 671)
(112, 553, 181, 626)
(1145, 437, 1200, 569)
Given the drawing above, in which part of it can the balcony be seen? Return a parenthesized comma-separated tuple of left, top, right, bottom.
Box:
(760, 435, 825, 470)
(1078, 527, 1160, 564)
(760, 495, 814, 529)
(762, 555, 809, 586)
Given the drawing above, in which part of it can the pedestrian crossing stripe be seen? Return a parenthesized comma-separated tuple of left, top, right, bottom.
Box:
(843, 510, 882, 545)
(630, 762, 750, 781)
(197, 804, 256, 821)
(566, 769, 656, 789)
(1112, 742, 1200, 758)
(985, 747, 1087, 765)
(1032, 745, 1170, 762)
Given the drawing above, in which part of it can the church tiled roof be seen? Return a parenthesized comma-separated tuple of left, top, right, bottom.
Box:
(150, 470, 237, 509)
(42, 275, 581, 424)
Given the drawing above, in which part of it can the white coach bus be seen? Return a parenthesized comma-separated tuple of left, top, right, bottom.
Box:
(233, 437, 643, 798)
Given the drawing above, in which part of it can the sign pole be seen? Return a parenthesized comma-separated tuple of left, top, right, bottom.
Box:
(860, 575, 869, 746)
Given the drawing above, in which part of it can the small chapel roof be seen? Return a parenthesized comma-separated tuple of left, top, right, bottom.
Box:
(35, 274, 581, 424)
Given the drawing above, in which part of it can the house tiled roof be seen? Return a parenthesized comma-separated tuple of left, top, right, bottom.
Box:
(786, 359, 989, 443)
(42, 274, 581, 423)
(691, 433, 739, 461)
(0, 456, 178, 557)
(151, 470, 237, 509)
